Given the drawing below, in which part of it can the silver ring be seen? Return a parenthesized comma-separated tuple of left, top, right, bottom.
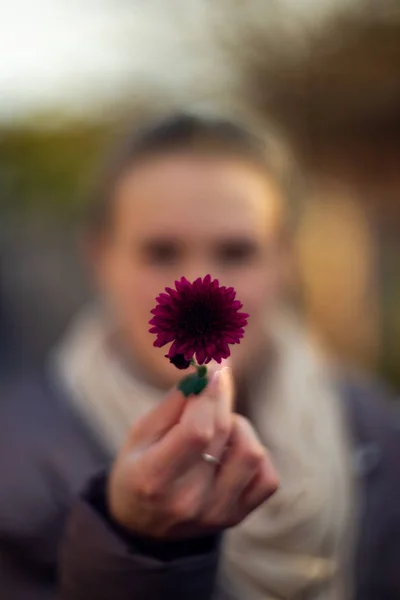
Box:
(202, 453, 220, 466)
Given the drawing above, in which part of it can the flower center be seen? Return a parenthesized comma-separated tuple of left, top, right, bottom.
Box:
(182, 302, 218, 337)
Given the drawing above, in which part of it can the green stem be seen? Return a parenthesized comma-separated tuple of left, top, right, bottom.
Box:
(177, 362, 208, 397)
(196, 365, 207, 378)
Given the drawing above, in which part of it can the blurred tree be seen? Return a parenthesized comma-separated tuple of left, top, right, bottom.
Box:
(0, 123, 113, 217)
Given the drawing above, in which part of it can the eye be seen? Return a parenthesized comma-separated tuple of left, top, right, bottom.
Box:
(215, 239, 259, 266)
(141, 239, 182, 266)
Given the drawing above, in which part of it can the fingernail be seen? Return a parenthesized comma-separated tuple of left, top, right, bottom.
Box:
(211, 369, 223, 384)
(220, 366, 232, 386)
(207, 369, 222, 395)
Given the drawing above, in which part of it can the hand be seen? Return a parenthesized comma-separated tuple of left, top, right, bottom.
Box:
(108, 367, 279, 538)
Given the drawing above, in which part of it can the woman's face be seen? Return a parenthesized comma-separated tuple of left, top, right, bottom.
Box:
(94, 152, 287, 387)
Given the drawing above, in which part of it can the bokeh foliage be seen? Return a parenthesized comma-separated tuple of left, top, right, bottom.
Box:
(1, 122, 114, 218)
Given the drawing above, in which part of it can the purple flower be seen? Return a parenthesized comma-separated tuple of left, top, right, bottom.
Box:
(149, 275, 249, 366)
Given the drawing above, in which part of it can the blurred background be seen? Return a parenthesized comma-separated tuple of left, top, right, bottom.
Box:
(1, 0, 399, 390)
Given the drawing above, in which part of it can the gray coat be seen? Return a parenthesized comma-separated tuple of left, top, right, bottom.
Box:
(0, 372, 399, 600)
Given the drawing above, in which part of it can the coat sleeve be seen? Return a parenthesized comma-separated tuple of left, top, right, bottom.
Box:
(60, 473, 224, 600)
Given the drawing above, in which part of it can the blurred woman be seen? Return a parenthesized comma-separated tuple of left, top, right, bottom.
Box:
(1, 114, 399, 600)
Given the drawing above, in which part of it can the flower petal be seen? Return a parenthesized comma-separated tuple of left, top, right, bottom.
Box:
(196, 346, 206, 365)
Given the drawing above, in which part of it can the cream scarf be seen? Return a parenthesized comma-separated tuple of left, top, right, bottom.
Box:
(54, 308, 356, 600)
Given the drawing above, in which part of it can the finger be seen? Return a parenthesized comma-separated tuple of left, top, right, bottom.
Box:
(205, 367, 234, 459)
(139, 375, 222, 483)
(215, 366, 234, 427)
(127, 387, 187, 447)
(177, 367, 234, 504)
(215, 415, 263, 496)
(202, 415, 266, 523)
(180, 366, 232, 464)
(178, 366, 224, 430)
(238, 456, 279, 515)
(170, 368, 233, 502)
